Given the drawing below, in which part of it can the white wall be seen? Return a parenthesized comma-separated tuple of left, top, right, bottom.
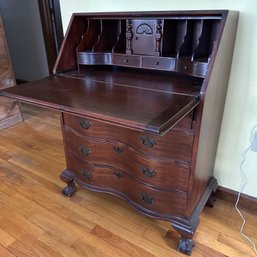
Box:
(59, 0, 257, 198)
(0, 0, 49, 81)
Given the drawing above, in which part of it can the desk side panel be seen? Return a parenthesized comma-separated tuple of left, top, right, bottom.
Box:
(186, 11, 239, 217)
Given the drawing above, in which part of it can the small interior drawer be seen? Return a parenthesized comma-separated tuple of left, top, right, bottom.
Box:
(113, 54, 140, 67)
(176, 58, 208, 78)
(142, 57, 176, 70)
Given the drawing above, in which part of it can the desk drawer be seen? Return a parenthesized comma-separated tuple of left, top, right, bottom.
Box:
(63, 113, 194, 163)
(64, 127, 190, 191)
(63, 112, 193, 132)
(67, 153, 187, 217)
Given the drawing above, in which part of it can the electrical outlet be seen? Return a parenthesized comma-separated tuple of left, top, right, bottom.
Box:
(251, 130, 257, 152)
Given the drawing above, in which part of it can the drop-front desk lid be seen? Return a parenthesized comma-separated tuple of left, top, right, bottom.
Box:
(0, 71, 199, 135)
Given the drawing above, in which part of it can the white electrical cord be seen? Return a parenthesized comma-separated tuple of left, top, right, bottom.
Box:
(235, 124, 257, 255)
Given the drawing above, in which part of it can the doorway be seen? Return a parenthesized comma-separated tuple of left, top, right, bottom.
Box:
(38, 0, 64, 74)
(0, 0, 63, 81)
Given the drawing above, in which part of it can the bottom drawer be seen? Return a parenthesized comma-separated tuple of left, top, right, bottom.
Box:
(67, 153, 187, 217)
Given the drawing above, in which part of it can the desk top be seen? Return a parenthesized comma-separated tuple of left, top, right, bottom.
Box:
(0, 68, 199, 134)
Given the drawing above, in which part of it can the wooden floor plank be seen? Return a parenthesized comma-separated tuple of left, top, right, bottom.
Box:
(29, 213, 135, 257)
(0, 228, 15, 248)
(7, 234, 63, 257)
(0, 244, 16, 257)
(0, 205, 45, 240)
(90, 225, 157, 257)
(0, 103, 256, 257)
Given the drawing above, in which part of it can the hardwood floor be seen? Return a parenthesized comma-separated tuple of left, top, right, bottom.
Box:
(0, 103, 256, 257)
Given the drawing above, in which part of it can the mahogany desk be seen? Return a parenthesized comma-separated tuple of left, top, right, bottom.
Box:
(0, 10, 238, 255)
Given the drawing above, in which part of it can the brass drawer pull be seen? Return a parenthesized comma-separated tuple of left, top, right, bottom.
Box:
(79, 146, 91, 156)
(140, 136, 156, 148)
(81, 168, 92, 179)
(80, 119, 91, 129)
(141, 166, 156, 178)
(140, 192, 154, 204)
(113, 146, 124, 154)
(113, 171, 123, 178)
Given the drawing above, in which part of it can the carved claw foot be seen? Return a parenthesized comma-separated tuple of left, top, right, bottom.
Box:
(62, 183, 76, 197)
(172, 218, 198, 255)
(177, 238, 195, 256)
(60, 169, 76, 197)
(206, 192, 216, 208)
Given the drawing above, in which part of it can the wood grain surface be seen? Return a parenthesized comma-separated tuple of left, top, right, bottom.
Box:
(0, 71, 198, 134)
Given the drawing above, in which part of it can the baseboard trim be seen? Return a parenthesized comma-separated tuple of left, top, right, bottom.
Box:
(216, 186, 257, 213)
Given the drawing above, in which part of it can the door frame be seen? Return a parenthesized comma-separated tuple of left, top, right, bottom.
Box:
(38, 0, 64, 74)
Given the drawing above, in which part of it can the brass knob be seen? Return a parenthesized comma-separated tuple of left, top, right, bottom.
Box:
(113, 146, 124, 154)
(79, 146, 91, 156)
(81, 168, 92, 179)
(80, 119, 91, 129)
(140, 192, 154, 204)
(140, 136, 156, 148)
(113, 171, 123, 178)
(141, 166, 156, 178)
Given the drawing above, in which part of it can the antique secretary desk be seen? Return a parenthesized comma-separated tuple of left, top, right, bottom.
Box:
(0, 10, 238, 255)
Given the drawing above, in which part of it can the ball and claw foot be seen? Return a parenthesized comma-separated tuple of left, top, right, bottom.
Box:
(61, 181, 76, 197)
(60, 169, 76, 197)
(177, 238, 195, 255)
